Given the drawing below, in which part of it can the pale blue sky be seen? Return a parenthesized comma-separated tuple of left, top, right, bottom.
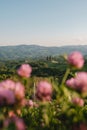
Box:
(0, 0, 87, 46)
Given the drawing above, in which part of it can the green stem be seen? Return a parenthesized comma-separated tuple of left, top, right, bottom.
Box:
(60, 67, 70, 87)
(33, 82, 36, 102)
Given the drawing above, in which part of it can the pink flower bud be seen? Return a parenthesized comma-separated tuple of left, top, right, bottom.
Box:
(36, 81, 52, 101)
(17, 64, 32, 78)
(27, 100, 34, 107)
(67, 51, 84, 69)
(66, 78, 75, 89)
(72, 97, 84, 107)
(66, 72, 87, 93)
(26, 99, 38, 107)
(74, 72, 87, 92)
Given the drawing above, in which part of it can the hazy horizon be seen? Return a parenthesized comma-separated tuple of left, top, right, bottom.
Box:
(0, 43, 87, 47)
(0, 0, 87, 46)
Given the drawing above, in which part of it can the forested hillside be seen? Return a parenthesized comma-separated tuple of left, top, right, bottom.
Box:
(0, 45, 87, 60)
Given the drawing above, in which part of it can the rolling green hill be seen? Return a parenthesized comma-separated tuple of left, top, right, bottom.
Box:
(0, 44, 87, 60)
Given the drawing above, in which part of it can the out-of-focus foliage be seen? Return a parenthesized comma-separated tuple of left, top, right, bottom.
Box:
(0, 52, 87, 130)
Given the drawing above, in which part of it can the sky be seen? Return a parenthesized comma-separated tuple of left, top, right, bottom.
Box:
(0, 0, 87, 46)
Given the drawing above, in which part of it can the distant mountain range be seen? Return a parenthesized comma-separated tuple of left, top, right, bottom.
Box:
(0, 44, 87, 60)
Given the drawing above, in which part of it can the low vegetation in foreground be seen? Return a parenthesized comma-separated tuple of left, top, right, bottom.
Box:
(0, 51, 87, 130)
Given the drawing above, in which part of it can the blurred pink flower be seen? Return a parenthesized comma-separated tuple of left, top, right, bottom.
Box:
(8, 111, 16, 117)
(67, 51, 84, 69)
(41, 95, 51, 102)
(16, 109, 21, 115)
(73, 123, 87, 130)
(79, 123, 87, 130)
(20, 98, 27, 107)
(0, 79, 25, 105)
(29, 100, 33, 106)
(0, 87, 15, 105)
(26, 99, 38, 107)
(0, 79, 15, 90)
(4, 116, 26, 130)
(72, 97, 84, 107)
(15, 118, 26, 130)
(74, 72, 87, 92)
(66, 72, 87, 92)
(66, 78, 75, 89)
(27, 100, 34, 107)
(17, 64, 32, 78)
(15, 82, 25, 100)
(36, 81, 52, 101)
